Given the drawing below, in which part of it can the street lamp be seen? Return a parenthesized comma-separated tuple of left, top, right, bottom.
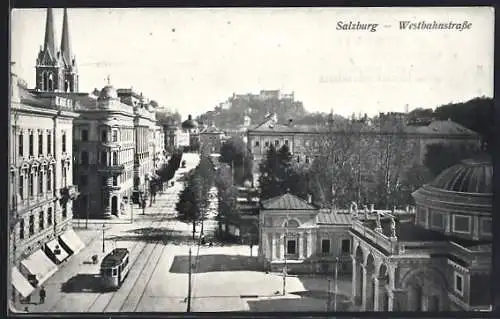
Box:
(102, 224, 106, 253)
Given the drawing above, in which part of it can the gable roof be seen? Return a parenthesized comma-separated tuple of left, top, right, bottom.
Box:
(261, 192, 317, 210)
(316, 211, 353, 225)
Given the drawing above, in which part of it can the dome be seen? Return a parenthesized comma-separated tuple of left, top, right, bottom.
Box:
(182, 114, 198, 130)
(98, 85, 118, 101)
(429, 156, 492, 194)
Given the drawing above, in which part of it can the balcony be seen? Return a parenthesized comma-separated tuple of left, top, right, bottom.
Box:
(97, 164, 125, 173)
(60, 185, 79, 201)
(350, 219, 398, 254)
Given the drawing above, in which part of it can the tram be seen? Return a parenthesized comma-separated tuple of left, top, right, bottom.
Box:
(100, 248, 130, 290)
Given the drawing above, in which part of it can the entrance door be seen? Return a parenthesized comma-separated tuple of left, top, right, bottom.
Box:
(111, 196, 118, 216)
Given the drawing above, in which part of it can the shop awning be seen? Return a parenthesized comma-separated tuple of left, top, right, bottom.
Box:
(59, 228, 85, 255)
(20, 249, 58, 287)
(46, 239, 70, 263)
(11, 266, 34, 298)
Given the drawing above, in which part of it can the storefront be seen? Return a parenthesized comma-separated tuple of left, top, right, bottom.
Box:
(20, 249, 58, 288)
(45, 239, 71, 264)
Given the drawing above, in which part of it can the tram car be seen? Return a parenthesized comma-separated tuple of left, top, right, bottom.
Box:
(100, 248, 130, 290)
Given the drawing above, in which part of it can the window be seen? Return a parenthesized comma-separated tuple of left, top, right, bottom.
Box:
(100, 152, 107, 165)
(81, 151, 89, 165)
(481, 218, 492, 235)
(284, 140, 289, 146)
(19, 175, 24, 200)
(297, 155, 300, 163)
(18, 133, 24, 156)
(38, 171, 43, 194)
(305, 140, 310, 147)
(321, 239, 330, 254)
(38, 132, 43, 155)
(113, 176, 118, 186)
(81, 129, 88, 141)
(62, 206, 67, 219)
(264, 141, 269, 147)
(430, 210, 445, 228)
(101, 130, 108, 142)
(79, 175, 88, 187)
(38, 211, 44, 230)
(62, 168, 67, 187)
(286, 239, 296, 255)
(62, 133, 67, 153)
(112, 130, 118, 142)
(305, 156, 310, 164)
(275, 140, 280, 146)
(29, 173, 34, 197)
(47, 170, 52, 191)
(112, 151, 118, 165)
(28, 215, 34, 236)
(453, 215, 471, 233)
(29, 133, 33, 156)
(255, 141, 260, 147)
(418, 207, 427, 225)
(47, 133, 51, 154)
(454, 272, 464, 295)
(341, 239, 351, 254)
(47, 208, 53, 226)
(19, 219, 25, 239)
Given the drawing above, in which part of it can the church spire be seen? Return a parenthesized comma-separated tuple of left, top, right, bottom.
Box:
(43, 8, 57, 58)
(60, 8, 73, 67)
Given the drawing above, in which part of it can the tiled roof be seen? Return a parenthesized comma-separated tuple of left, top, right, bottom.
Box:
(201, 126, 224, 134)
(261, 193, 317, 210)
(248, 119, 478, 136)
(316, 211, 352, 225)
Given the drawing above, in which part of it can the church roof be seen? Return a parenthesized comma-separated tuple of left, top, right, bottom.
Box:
(261, 193, 317, 210)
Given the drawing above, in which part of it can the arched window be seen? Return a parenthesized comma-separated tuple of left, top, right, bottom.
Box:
(42, 72, 48, 91)
(48, 73, 54, 91)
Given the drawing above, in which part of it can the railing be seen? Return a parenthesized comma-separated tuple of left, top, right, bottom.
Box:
(97, 164, 125, 173)
(351, 219, 397, 254)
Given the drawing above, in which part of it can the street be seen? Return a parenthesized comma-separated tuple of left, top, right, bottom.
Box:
(16, 153, 353, 313)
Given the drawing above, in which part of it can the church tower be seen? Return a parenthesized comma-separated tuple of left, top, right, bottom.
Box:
(35, 8, 78, 93)
(60, 8, 78, 92)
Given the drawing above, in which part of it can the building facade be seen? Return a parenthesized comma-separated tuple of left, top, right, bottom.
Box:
(199, 123, 226, 154)
(247, 113, 481, 185)
(349, 157, 492, 311)
(73, 85, 136, 219)
(10, 63, 82, 303)
(258, 193, 353, 275)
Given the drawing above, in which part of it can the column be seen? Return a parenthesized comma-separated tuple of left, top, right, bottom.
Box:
(351, 255, 357, 303)
(307, 231, 313, 257)
(386, 265, 396, 311)
(387, 289, 394, 311)
(271, 233, 276, 260)
(361, 265, 368, 310)
(373, 276, 380, 311)
(280, 233, 285, 260)
(299, 233, 304, 259)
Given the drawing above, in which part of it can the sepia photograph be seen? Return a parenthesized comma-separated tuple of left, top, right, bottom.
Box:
(8, 7, 494, 314)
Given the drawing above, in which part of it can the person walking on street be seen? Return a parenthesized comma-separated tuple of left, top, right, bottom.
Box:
(39, 286, 46, 304)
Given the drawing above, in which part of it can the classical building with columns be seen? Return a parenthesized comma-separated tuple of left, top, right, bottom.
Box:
(258, 192, 353, 274)
(349, 157, 492, 311)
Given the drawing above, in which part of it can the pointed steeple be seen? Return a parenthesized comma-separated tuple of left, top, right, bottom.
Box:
(43, 8, 57, 58)
(60, 8, 73, 67)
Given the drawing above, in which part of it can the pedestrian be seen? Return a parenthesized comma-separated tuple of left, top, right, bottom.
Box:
(23, 307, 29, 313)
(39, 286, 46, 304)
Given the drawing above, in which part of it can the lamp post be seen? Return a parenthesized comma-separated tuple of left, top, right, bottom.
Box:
(102, 224, 106, 253)
(282, 216, 288, 296)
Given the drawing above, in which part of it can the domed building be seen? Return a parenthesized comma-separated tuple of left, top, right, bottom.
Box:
(349, 156, 492, 312)
(181, 114, 201, 151)
(97, 85, 118, 101)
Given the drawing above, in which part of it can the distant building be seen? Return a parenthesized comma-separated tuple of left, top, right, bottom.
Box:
(199, 122, 225, 154)
(258, 192, 353, 275)
(247, 112, 481, 185)
(350, 157, 492, 311)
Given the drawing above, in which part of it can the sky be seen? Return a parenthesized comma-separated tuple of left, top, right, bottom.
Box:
(11, 7, 494, 120)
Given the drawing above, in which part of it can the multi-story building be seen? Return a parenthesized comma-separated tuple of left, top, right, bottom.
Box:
(247, 112, 481, 184)
(116, 89, 158, 203)
(349, 156, 492, 311)
(73, 84, 136, 219)
(199, 122, 226, 154)
(152, 124, 165, 171)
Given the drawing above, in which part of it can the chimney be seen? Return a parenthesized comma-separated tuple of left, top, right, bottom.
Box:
(370, 204, 375, 212)
(307, 194, 312, 204)
(188, 114, 192, 121)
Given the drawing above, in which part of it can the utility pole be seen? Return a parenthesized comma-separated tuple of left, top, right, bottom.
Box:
(187, 247, 192, 312)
